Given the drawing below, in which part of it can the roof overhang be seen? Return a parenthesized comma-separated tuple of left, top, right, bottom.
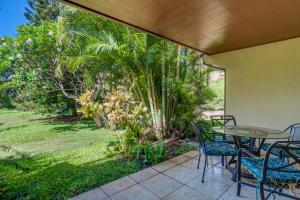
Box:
(61, 0, 300, 55)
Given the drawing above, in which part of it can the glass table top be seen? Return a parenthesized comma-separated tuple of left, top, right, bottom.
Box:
(212, 125, 291, 139)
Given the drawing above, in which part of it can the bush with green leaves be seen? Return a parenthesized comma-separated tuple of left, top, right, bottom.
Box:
(143, 140, 167, 164)
(129, 140, 167, 165)
(0, 37, 17, 108)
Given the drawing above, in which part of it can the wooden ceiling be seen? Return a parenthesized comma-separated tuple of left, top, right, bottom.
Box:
(62, 0, 300, 55)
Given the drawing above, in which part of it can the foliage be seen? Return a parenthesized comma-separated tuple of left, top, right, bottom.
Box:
(78, 89, 167, 163)
(194, 120, 216, 142)
(25, 0, 61, 24)
(197, 120, 213, 132)
(9, 22, 67, 112)
(78, 89, 150, 155)
(0, 110, 140, 200)
(206, 76, 225, 110)
(142, 140, 167, 164)
(130, 140, 167, 165)
(77, 90, 104, 124)
(0, 37, 17, 108)
(168, 66, 215, 137)
(64, 9, 215, 139)
(0, 82, 15, 108)
(3, 19, 95, 115)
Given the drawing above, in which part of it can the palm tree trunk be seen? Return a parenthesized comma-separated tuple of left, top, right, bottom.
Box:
(161, 55, 166, 137)
(146, 71, 162, 138)
(129, 77, 147, 107)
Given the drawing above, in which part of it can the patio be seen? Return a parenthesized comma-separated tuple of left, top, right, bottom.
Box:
(70, 150, 291, 200)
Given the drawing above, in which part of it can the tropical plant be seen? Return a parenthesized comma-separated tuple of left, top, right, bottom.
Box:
(78, 88, 150, 154)
(63, 9, 214, 138)
(25, 0, 61, 24)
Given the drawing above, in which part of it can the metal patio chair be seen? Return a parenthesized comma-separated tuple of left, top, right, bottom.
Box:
(261, 123, 300, 158)
(237, 141, 300, 200)
(192, 122, 237, 182)
(210, 115, 251, 144)
(211, 115, 251, 166)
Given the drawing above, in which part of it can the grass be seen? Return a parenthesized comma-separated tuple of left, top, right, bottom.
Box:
(0, 110, 140, 200)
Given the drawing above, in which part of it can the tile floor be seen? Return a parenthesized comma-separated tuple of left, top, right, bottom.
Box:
(70, 151, 292, 200)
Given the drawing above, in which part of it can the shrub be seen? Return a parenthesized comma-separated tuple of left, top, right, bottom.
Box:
(129, 140, 167, 165)
(78, 89, 150, 155)
(0, 95, 14, 109)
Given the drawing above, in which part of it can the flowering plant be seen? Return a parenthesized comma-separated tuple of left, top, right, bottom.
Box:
(78, 89, 150, 154)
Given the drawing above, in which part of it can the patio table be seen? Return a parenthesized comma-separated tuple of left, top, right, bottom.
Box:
(212, 125, 291, 180)
(212, 125, 290, 149)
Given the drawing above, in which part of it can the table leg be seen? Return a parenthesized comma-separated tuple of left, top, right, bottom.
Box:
(257, 138, 266, 152)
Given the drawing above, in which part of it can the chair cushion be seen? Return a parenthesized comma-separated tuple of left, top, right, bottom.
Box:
(241, 157, 300, 183)
(204, 142, 237, 156)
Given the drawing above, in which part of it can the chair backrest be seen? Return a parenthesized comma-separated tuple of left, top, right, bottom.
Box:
(263, 141, 300, 183)
(210, 115, 237, 127)
(285, 123, 300, 141)
(191, 122, 206, 148)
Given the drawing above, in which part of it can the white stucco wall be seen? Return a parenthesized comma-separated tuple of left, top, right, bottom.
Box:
(208, 37, 300, 130)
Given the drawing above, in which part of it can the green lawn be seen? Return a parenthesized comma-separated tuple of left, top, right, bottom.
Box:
(0, 110, 140, 200)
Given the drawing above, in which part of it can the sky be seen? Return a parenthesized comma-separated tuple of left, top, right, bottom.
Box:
(0, 0, 29, 37)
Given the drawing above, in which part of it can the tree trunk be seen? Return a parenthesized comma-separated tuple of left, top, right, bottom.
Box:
(68, 99, 78, 117)
(161, 44, 167, 138)
(146, 72, 162, 138)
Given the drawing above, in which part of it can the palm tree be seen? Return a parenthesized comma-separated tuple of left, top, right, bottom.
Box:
(60, 9, 210, 138)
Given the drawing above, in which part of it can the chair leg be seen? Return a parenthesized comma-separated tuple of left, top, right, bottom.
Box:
(259, 181, 266, 200)
(237, 152, 241, 196)
(222, 156, 224, 166)
(202, 156, 208, 183)
(197, 151, 202, 169)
